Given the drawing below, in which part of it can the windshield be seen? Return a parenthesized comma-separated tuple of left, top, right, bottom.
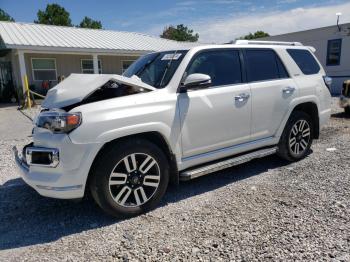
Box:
(123, 50, 188, 88)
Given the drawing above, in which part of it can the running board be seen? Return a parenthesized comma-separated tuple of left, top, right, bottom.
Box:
(179, 147, 277, 181)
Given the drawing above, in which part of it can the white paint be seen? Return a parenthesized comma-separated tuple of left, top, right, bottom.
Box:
(92, 54, 99, 74)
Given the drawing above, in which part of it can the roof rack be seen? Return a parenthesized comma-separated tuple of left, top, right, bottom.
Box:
(234, 40, 303, 46)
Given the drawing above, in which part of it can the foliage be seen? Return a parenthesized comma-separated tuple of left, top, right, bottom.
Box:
(35, 4, 72, 26)
(160, 24, 199, 42)
(239, 31, 270, 40)
(79, 16, 102, 29)
(0, 8, 14, 22)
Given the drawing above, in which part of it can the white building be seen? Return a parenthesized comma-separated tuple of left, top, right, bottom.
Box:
(262, 23, 350, 94)
(0, 21, 195, 101)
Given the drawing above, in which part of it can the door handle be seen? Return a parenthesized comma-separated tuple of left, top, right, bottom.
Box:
(235, 93, 250, 102)
(282, 86, 295, 94)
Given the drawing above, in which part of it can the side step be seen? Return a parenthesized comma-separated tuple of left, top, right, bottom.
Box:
(179, 147, 277, 181)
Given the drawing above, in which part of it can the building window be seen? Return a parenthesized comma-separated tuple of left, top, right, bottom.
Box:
(122, 60, 135, 74)
(81, 59, 102, 74)
(31, 58, 57, 81)
(327, 39, 342, 66)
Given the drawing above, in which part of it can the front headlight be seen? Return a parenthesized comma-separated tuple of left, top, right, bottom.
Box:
(36, 109, 82, 133)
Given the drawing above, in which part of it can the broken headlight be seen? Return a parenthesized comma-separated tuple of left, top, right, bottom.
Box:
(36, 110, 82, 133)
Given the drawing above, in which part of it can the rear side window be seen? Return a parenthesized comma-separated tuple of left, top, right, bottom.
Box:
(276, 57, 289, 79)
(186, 50, 242, 87)
(287, 49, 320, 75)
(245, 50, 288, 82)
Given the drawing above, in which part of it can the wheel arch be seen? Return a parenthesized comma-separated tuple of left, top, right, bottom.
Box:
(87, 131, 179, 193)
(291, 102, 320, 139)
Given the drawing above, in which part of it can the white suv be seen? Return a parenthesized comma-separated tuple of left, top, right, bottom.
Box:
(14, 40, 331, 217)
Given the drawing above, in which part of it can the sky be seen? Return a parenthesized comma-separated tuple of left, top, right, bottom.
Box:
(1, 0, 350, 43)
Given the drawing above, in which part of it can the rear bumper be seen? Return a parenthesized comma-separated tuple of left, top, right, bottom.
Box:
(339, 95, 350, 108)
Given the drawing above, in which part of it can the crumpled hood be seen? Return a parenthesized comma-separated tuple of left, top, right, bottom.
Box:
(42, 74, 156, 109)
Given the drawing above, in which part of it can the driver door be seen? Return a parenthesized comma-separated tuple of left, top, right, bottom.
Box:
(178, 49, 251, 158)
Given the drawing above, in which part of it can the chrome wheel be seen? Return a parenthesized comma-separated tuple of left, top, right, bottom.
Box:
(108, 153, 161, 207)
(288, 120, 311, 155)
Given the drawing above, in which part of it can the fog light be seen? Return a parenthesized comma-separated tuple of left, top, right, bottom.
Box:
(25, 147, 59, 167)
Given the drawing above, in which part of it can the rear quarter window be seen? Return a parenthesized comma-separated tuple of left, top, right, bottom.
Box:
(287, 49, 320, 75)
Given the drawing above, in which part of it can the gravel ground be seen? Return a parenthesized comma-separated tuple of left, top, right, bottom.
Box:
(0, 99, 349, 261)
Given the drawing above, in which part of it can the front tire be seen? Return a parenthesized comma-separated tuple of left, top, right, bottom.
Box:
(277, 111, 314, 161)
(89, 139, 169, 217)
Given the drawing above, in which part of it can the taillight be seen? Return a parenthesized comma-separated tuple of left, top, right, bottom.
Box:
(323, 76, 332, 90)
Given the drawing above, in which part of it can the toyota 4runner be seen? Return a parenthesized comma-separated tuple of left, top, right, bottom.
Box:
(14, 40, 332, 217)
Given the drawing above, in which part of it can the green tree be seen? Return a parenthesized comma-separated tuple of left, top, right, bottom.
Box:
(0, 8, 15, 22)
(35, 4, 72, 26)
(240, 31, 270, 40)
(79, 16, 102, 29)
(160, 24, 199, 42)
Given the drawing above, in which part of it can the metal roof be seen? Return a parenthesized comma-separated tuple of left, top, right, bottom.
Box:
(0, 21, 196, 54)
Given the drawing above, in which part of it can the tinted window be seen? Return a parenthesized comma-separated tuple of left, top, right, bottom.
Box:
(276, 56, 289, 78)
(186, 50, 242, 87)
(287, 49, 320, 75)
(327, 39, 342, 66)
(245, 50, 282, 82)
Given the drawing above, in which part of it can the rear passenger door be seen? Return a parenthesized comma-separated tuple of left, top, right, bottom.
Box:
(244, 49, 297, 140)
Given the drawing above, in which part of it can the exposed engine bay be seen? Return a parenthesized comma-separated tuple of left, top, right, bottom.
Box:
(41, 74, 155, 110)
(63, 80, 151, 111)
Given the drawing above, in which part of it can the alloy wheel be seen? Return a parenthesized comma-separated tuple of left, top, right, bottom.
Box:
(108, 153, 161, 207)
(288, 120, 311, 156)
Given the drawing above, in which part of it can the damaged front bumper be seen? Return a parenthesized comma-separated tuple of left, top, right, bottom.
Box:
(12, 137, 100, 199)
(339, 95, 350, 108)
(13, 146, 30, 176)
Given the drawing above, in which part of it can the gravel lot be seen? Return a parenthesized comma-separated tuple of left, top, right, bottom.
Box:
(0, 99, 349, 261)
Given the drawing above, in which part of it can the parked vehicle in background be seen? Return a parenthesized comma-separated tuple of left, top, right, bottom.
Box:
(14, 40, 331, 217)
(339, 80, 350, 116)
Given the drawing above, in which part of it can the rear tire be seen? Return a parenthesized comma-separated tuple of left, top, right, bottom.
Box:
(277, 111, 314, 162)
(89, 138, 169, 217)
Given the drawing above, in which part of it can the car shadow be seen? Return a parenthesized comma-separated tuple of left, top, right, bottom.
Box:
(0, 155, 289, 250)
(331, 112, 349, 119)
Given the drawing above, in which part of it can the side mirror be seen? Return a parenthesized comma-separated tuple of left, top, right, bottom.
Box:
(179, 73, 212, 93)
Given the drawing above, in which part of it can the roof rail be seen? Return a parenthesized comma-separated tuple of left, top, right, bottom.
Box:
(234, 40, 303, 46)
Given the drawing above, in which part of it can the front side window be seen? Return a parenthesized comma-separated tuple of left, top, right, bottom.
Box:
(287, 49, 320, 75)
(81, 59, 102, 74)
(327, 39, 342, 66)
(186, 50, 242, 87)
(123, 50, 188, 88)
(245, 49, 287, 82)
(32, 58, 57, 81)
